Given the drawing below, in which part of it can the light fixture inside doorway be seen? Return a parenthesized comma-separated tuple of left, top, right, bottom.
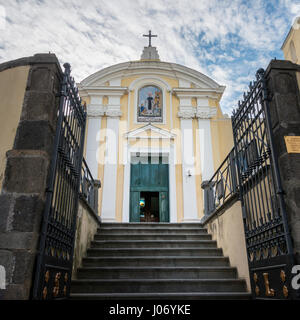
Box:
(140, 198, 145, 207)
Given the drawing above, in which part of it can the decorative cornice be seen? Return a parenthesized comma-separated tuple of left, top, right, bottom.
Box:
(177, 106, 217, 119)
(177, 111, 195, 119)
(106, 110, 123, 118)
(87, 104, 123, 118)
(196, 107, 217, 119)
(173, 88, 223, 100)
(128, 75, 172, 91)
(87, 104, 105, 118)
(125, 123, 175, 139)
(177, 105, 195, 119)
(106, 105, 122, 118)
(79, 61, 225, 97)
(173, 87, 225, 94)
(78, 86, 128, 98)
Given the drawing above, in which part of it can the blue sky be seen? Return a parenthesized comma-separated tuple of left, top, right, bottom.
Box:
(0, 0, 299, 114)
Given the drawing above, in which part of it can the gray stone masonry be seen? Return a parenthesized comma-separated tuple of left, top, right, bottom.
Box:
(265, 60, 300, 265)
(0, 54, 63, 299)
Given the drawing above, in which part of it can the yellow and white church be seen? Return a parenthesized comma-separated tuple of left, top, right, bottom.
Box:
(78, 33, 233, 223)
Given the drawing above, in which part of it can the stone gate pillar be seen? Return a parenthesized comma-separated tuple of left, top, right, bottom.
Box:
(0, 54, 63, 299)
(264, 60, 300, 265)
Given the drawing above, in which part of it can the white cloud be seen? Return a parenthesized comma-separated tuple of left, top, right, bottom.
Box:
(0, 0, 297, 113)
(0, 5, 5, 30)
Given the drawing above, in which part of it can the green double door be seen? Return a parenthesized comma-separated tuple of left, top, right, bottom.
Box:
(129, 157, 169, 222)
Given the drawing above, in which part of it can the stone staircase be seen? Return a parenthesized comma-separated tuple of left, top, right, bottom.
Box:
(70, 223, 250, 300)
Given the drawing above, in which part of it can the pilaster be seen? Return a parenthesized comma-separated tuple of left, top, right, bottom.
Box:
(86, 96, 105, 178)
(196, 98, 216, 180)
(177, 97, 198, 222)
(101, 95, 122, 222)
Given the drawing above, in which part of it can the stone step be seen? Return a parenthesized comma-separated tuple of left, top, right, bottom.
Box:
(71, 278, 247, 294)
(98, 227, 208, 235)
(94, 234, 212, 241)
(82, 256, 230, 267)
(86, 247, 223, 257)
(90, 240, 218, 249)
(71, 222, 249, 300)
(99, 223, 204, 229)
(70, 292, 251, 300)
(76, 266, 238, 280)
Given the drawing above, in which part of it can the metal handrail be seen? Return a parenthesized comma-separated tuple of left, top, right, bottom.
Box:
(202, 147, 238, 216)
(80, 158, 101, 214)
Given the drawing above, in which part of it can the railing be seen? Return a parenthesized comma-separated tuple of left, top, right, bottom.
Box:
(79, 158, 101, 214)
(32, 63, 87, 300)
(232, 68, 294, 299)
(202, 148, 239, 217)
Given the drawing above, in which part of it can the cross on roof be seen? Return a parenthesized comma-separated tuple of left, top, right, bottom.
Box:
(143, 30, 157, 47)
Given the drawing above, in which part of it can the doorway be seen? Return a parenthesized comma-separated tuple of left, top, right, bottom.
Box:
(130, 190, 169, 222)
(140, 192, 159, 222)
(129, 154, 169, 222)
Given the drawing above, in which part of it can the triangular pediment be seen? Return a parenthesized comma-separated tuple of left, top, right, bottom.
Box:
(124, 124, 175, 139)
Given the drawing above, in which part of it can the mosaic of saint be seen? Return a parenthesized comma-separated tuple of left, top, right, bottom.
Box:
(137, 85, 163, 122)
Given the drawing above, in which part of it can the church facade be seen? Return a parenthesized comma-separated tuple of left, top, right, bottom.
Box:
(78, 41, 233, 223)
(1, 25, 300, 299)
(281, 16, 300, 64)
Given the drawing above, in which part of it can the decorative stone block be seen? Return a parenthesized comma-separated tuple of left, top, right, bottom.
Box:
(12, 195, 44, 233)
(0, 194, 13, 232)
(21, 91, 57, 130)
(0, 232, 35, 250)
(3, 150, 49, 194)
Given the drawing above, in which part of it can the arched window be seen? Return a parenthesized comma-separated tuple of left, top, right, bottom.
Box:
(290, 40, 297, 63)
(137, 85, 163, 123)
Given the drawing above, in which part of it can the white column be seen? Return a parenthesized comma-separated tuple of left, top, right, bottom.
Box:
(178, 101, 199, 222)
(122, 141, 130, 222)
(169, 143, 177, 222)
(101, 97, 122, 222)
(196, 99, 217, 180)
(86, 97, 105, 178)
(198, 119, 214, 180)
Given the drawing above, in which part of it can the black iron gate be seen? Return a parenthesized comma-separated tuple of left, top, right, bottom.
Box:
(32, 63, 86, 300)
(232, 69, 295, 299)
